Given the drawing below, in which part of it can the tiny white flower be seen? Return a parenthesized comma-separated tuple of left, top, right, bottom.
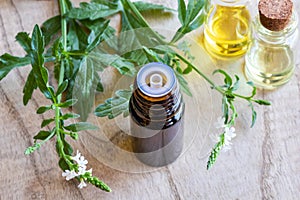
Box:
(78, 180, 87, 189)
(71, 150, 88, 168)
(214, 117, 226, 129)
(225, 127, 236, 140)
(222, 126, 236, 152)
(62, 170, 77, 181)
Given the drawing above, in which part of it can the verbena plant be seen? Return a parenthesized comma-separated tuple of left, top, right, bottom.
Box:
(0, 0, 270, 191)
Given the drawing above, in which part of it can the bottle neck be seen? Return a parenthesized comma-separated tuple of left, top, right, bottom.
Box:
(211, 0, 249, 6)
(254, 11, 299, 45)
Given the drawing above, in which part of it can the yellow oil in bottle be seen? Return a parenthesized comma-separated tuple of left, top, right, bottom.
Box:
(204, 5, 251, 59)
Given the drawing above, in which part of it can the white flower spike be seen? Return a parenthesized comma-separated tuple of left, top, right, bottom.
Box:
(71, 150, 88, 168)
(62, 170, 77, 181)
(78, 180, 87, 189)
(214, 117, 226, 129)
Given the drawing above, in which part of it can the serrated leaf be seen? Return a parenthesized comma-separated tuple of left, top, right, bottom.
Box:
(41, 15, 61, 46)
(33, 130, 52, 140)
(92, 0, 119, 8)
(0, 53, 31, 80)
(58, 99, 78, 108)
(15, 32, 32, 54)
(89, 51, 136, 76)
(23, 70, 37, 105)
(86, 20, 109, 52)
(36, 105, 52, 114)
(41, 118, 55, 128)
(95, 89, 132, 119)
(67, 2, 121, 20)
(56, 80, 69, 96)
(72, 57, 97, 121)
(64, 122, 98, 132)
(133, 1, 175, 12)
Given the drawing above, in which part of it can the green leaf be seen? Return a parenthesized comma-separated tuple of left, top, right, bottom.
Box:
(254, 99, 271, 106)
(72, 57, 98, 121)
(178, 0, 187, 25)
(58, 99, 78, 108)
(67, 2, 121, 20)
(213, 69, 233, 88)
(60, 113, 80, 120)
(92, 0, 119, 9)
(41, 15, 61, 46)
(58, 158, 69, 171)
(222, 96, 229, 124)
(15, 32, 32, 53)
(33, 130, 52, 140)
(95, 89, 132, 119)
(36, 105, 52, 114)
(64, 122, 98, 132)
(232, 75, 240, 91)
(41, 118, 55, 128)
(175, 72, 192, 96)
(247, 81, 257, 98)
(56, 80, 69, 96)
(249, 102, 257, 128)
(30, 25, 52, 99)
(86, 20, 109, 52)
(133, 1, 175, 12)
(23, 70, 38, 105)
(96, 81, 104, 92)
(186, 0, 205, 24)
(89, 51, 136, 76)
(183, 65, 193, 74)
(63, 138, 73, 156)
(171, 0, 206, 43)
(24, 143, 41, 155)
(0, 53, 31, 80)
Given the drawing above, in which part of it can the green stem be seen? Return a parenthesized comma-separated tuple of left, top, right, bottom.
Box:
(56, 0, 72, 168)
(175, 53, 224, 94)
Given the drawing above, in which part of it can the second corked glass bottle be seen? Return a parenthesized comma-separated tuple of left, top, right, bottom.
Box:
(245, 0, 299, 89)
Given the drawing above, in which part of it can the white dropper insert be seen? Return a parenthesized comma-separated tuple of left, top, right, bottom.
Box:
(137, 62, 175, 97)
(150, 73, 163, 88)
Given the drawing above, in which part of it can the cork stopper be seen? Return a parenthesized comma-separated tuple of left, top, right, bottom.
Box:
(258, 0, 293, 31)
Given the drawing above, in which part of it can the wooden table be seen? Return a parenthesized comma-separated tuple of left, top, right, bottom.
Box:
(1, 0, 299, 199)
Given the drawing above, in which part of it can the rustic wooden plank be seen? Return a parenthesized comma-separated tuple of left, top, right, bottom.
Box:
(0, 0, 299, 199)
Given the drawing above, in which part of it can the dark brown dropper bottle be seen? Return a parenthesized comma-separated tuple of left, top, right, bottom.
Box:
(129, 62, 185, 167)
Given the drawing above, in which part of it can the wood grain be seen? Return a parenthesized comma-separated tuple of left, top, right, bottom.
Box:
(0, 0, 299, 199)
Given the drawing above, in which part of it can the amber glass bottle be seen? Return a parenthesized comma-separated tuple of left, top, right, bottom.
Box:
(129, 63, 185, 167)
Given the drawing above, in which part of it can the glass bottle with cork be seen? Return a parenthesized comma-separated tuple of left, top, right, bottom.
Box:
(245, 0, 299, 89)
(129, 62, 185, 167)
(203, 0, 252, 59)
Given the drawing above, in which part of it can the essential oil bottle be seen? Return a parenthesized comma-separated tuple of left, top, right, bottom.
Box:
(203, 0, 251, 59)
(245, 0, 299, 89)
(129, 63, 185, 167)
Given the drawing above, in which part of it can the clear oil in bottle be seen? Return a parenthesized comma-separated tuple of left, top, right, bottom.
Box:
(129, 62, 184, 167)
